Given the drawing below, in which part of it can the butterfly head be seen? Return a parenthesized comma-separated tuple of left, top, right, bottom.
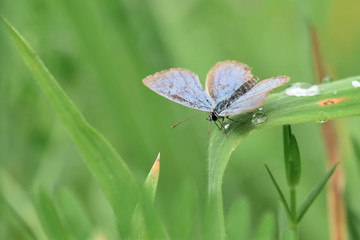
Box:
(209, 111, 219, 122)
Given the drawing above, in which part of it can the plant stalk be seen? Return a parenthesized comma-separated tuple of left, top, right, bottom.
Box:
(290, 186, 298, 239)
(309, 23, 348, 240)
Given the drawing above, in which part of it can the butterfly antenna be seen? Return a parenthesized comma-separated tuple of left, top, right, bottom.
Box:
(171, 113, 208, 128)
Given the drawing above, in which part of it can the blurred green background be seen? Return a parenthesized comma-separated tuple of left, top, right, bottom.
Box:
(1, 0, 360, 239)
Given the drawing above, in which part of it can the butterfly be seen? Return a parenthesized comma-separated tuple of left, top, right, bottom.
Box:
(143, 60, 289, 129)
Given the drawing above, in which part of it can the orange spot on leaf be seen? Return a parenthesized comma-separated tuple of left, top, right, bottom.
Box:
(317, 97, 349, 106)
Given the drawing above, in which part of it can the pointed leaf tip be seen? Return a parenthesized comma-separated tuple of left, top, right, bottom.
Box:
(146, 153, 160, 182)
(297, 162, 339, 222)
(144, 153, 161, 200)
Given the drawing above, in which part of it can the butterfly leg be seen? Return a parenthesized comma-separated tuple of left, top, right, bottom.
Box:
(220, 117, 225, 129)
(214, 120, 222, 130)
(226, 116, 244, 124)
(220, 117, 230, 136)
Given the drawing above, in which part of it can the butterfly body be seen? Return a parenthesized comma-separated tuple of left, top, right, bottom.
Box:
(143, 60, 289, 128)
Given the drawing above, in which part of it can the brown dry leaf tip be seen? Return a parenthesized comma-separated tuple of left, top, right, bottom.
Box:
(317, 97, 349, 106)
(147, 153, 160, 181)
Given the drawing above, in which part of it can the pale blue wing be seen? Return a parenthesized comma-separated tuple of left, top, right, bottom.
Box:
(205, 60, 253, 103)
(219, 76, 289, 116)
(143, 68, 214, 111)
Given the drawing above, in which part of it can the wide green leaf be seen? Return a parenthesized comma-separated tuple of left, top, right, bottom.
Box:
(208, 77, 360, 237)
(1, 17, 140, 236)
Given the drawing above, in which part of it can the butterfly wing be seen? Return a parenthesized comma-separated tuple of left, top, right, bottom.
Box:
(143, 68, 214, 112)
(205, 60, 253, 102)
(219, 76, 289, 116)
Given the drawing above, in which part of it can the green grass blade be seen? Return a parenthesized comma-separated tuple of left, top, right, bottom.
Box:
(1, 17, 140, 236)
(131, 192, 169, 240)
(280, 229, 296, 240)
(226, 197, 251, 240)
(207, 77, 360, 237)
(346, 205, 360, 240)
(297, 162, 339, 222)
(264, 165, 291, 218)
(144, 153, 160, 199)
(283, 125, 301, 187)
(170, 181, 198, 240)
(351, 136, 360, 170)
(253, 211, 276, 240)
(130, 153, 168, 240)
(207, 125, 252, 239)
(0, 195, 38, 240)
(36, 191, 69, 240)
(56, 188, 93, 240)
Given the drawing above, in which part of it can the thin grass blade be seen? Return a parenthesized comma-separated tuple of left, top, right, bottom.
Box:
(351, 136, 360, 170)
(56, 188, 93, 240)
(130, 153, 168, 240)
(36, 191, 69, 240)
(297, 162, 339, 222)
(0, 195, 38, 240)
(144, 153, 160, 199)
(226, 197, 251, 240)
(253, 211, 276, 240)
(265, 165, 291, 218)
(1, 17, 141, 236)
(170, 181, 198, 240)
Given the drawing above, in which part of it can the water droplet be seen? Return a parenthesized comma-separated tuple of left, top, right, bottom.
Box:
(224, 124, 230, 130)
(285, 83, 320, 97)
(316, 119, 328, 124)
(257, 107, 263, 111)
(323, 76, 334, 83)
(251, 112, 267, 125)
(333, 90, 337, 95)
(352, 80, 360, 88)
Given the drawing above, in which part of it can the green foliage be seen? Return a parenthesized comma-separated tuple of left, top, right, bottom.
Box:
(351, 137, 360, 170)
(2, 0, 360, 239)
(56, 188, 93, 239)
(265, 125, 339, 237)
(207, 79, 359, 237)
(226, 198, 251, 240)
(36, 191, 69, 240)
(0, 17, 164, 238)
(297, 163, 339, 222)
(283, 125, 301, 187)
(0, 195, 37, 240)
(253, 211, 276, 240)
(130, 153, 168, 240)
(265, 165, 291, 219)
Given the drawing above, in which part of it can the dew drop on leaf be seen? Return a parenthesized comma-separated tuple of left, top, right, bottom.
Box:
(251, 112, 267, 125)
(285, 83, 320, 97)
(352, 80, 360, 88)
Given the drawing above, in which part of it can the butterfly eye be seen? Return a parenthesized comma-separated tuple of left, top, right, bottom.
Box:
(210, 112, 218, 122)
